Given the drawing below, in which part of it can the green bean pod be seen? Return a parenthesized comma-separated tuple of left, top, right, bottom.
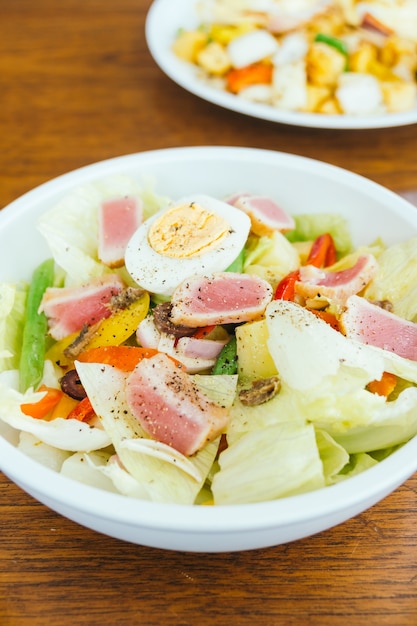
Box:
(211, 335, 238, 376)
(19, 258, 55, 392)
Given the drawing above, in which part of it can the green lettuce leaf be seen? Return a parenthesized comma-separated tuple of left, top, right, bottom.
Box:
(243, 231, 299, 288)
(286, 212, 352, 257)
(364, 236, 417, 322)
(315, 428, 349, 485)
(0, 282, 28, 373)
(212, 422, 325, 504)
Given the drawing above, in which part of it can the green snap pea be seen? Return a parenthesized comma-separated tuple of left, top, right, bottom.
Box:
(211, 335, 238, 375)
(19, 258, 55, 392)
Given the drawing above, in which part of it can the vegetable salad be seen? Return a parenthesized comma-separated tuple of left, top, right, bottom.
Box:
(172, 0, 417, 116)
(1, 173, 417, 506)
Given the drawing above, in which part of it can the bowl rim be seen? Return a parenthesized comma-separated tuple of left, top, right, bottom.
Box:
(1, 145, 417, 536)
(2, 431, 417, 532)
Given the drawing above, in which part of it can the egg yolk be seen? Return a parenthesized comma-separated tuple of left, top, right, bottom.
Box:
(148, 202, 231, 258)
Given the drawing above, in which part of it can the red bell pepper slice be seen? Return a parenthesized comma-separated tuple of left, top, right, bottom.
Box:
(66, 396, 96, 422)
(306, 233, 337, 268)
(192, 325, 216, 339)
(274, 270, 300, 300)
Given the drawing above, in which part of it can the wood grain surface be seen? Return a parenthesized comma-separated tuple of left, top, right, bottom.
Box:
(1, 1, 417, 624)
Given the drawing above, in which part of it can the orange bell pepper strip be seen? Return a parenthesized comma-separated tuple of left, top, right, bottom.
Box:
(309, 309, 340, 331)
(21, 385, 64, 419)
(367, 371, 397, 397)
(226, 61, 273, 94)
(76, 345, 160, 372)
(274, 270, 300, 300)
(306, 233, 337, 268)
(76, 344, 183, 371)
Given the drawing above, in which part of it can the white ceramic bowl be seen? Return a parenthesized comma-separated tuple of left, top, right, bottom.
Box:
(1, 146, 417, 552)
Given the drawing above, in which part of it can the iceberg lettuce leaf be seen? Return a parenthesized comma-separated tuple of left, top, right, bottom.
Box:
(286, 213, 352, 257)
(212, 422, 325, 504)
(364, 236, 417, 322)
(315, 428, 349, 485)
(0, 282, 27, 373)
(243, 231, 299, 288)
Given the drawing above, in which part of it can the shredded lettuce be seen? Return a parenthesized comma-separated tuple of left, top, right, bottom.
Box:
(212, 422, 325, 505)
(286, 212, 353, 257)
(60, 451, 120, 493)
(0, 282, 28, 373)
(315, 428, 349, 485)
(17, 430, 71, 471)
(364, 236, 417, 322)
(243, 231, 299, 288)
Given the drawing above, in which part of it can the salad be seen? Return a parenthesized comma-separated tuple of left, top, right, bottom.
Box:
(172, 0, 417, 116)
(1, 173, 417, 506)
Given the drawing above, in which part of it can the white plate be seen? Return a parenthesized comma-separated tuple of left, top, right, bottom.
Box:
(145, 0, 417, 130)
(1, 146, 417, 552)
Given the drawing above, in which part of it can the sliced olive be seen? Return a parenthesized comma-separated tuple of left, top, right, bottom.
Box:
(60, 369, 87, 400)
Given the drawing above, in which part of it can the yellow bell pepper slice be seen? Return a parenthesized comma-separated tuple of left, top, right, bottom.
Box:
(84, 291, 150, 350)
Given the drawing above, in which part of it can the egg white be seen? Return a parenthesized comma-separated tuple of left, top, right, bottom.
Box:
(124, 194, 251, 296)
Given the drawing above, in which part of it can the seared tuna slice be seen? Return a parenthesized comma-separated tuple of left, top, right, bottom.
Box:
(231, 194, 295, 236)
(170, 272, 273, 327)
(125, 353, 230, 455)
(341, 295, 417, 361)
(98, 196, 143, 268)
(39, 274, 124, 340)
(296, 254, 378, 306)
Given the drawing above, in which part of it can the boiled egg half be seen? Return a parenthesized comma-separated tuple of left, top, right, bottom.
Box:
(125, 194, 251, 296)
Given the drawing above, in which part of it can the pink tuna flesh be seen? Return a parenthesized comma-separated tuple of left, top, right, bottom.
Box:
(39, 274, 124, 340)
(98, 196, 143, 268)
(232, 194, 295, 236)
(296, 254, 378, 305)
(341, 295, 417, 361)
(125, 353, 230, 455)
(170, 272, 273, 327)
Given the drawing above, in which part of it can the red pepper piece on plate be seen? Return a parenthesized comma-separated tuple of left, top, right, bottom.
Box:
(274, 270, 300, 300)
(306, 233, 337, 268)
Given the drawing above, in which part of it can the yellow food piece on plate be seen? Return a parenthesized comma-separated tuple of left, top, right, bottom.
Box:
(196, 41, 232, 75)
(209, 22, 254, 45)
(349, 43, 378, 74)
(381, 80, 417, 112)
(306, 41, 346, 87)
(172, 30, 207, 63)
(305, 84, 332, 112)
(317, 96, 342, 115)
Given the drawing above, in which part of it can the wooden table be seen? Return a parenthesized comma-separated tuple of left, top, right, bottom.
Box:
(1, 2, 417, 624)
